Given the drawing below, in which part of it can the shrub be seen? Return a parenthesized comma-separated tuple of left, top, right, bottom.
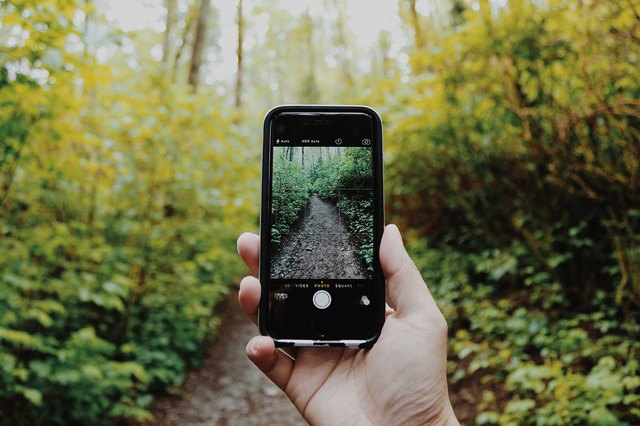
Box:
(271, 152, 311, 245)
(0, 4, 254, 420)
(383, 1, 640, 423)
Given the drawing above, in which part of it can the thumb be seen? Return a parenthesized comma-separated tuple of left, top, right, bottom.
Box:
(379, 224, 438, 316)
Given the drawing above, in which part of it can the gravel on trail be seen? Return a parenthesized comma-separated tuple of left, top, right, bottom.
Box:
(149, 291, 305, 426)
(271, 195, 367, 279)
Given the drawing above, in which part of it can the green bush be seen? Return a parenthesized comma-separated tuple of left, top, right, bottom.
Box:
(0, 3, 255, 420)
(337, 197, 374, 272)
(335, 147, 373, 194)
(409, 244, 640, 425)
(310, 155, 343, 199)
(271, 152, 311, 245)
(382, 1, 640, 423)
(0, 218, 238, 424)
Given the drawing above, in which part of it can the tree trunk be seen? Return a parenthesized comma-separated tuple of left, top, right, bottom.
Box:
(162, 0, 176, 64)
(300, 9, 319, 103)
(378, 30, 391, 78)
(408, 0, 423, 50)
(235, 0, 244, 109)
(334, 0, 354, 90)
(172, 3, 197, 82)
(479, 0, 492, 29)
(188, 0, 211, 91)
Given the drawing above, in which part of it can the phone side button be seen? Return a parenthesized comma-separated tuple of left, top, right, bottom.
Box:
(312, 290, 331, 309)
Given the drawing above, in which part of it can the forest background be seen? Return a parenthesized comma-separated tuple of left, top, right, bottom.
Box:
(0, 0, 639, 424)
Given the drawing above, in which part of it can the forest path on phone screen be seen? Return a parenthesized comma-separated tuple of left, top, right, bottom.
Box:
(271, 195, 367, 279)
(149, 290, 304, 425)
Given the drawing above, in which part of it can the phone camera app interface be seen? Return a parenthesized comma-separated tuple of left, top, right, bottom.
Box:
(268, 113, 377, 339)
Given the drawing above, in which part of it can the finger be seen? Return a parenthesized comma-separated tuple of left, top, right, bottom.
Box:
(246, 336, 294, 391)
(238, 278, 297, 361)
(239, 276, 261, 325)
(237, 232, 260, 276)
(379, 224, 438, 315)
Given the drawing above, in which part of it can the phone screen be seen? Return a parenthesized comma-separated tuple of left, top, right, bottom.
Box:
(262, 110, 384, 342)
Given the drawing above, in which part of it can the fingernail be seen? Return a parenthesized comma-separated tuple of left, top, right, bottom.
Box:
(386, 224, 401, 239)
(249, 338, 262, 354)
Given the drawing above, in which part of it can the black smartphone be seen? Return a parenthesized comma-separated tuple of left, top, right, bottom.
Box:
(260, 105, 385, 348)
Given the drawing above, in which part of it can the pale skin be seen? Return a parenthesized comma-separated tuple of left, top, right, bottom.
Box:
(237, 224, 460, 426)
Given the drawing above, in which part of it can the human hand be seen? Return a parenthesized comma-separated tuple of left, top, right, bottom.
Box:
(236, 224, 459, 426)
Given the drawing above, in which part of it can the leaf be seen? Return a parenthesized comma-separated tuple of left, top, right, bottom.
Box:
(0, 327, 45, 350)
(505, 398, 536, 413)
(18, 387, 43, 406)
(588, 407, 622, 426)
(26, 308, 54, 328)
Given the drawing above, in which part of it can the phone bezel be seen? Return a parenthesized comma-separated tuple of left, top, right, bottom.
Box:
(259, 104, 385, 348)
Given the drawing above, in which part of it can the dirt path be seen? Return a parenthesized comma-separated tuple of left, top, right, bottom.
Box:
(272, 195, 366, 279)
(149, 291, 305, 426)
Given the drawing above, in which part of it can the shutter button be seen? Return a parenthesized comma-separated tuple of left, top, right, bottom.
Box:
(312, 290, 331, 309)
